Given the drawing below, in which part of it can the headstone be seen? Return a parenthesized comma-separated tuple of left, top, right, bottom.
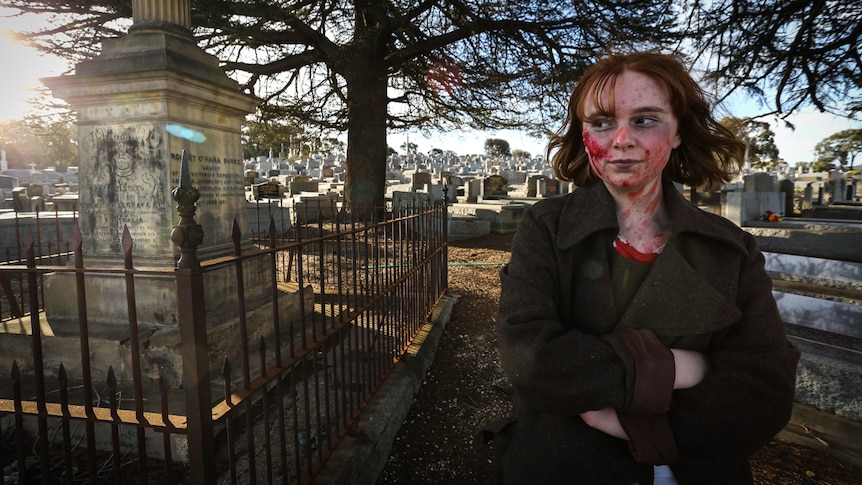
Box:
(0, 175, 15, 190)
(289, 179, 319, 195)
(527, 175, 543, 197)
(392, 191, 432, 211)
(802, 183, 814, 210)
(412, 172, 432, 188)
(829, 170, 845, 203)
(464, 178, 481, 203)
(0, 149, 7, 172)
(481, 175, 508, 199)
(255, 181, 282, 199)
(40, 0, 267, 333)
(11, 187, 28, 212)
(779, 179, 794, 216)
(744, 173, 775, 192)
(27, 184, 44, 198)
(725, 191, 784, 225)
(544, 178, 560, 196)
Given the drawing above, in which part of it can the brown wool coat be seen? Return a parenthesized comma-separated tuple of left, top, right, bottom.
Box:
(487, 181, 800, 484)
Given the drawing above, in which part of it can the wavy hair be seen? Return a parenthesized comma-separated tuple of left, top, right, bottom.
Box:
(547, 52, 745, 189)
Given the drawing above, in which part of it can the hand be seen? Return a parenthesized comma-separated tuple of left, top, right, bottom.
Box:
(580, 408, 628, 440)
(670, 348, 709, 389)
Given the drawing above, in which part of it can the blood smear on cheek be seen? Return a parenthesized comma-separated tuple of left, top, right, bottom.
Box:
(582, 131, 608, 161)
(583, 130, 607, 177)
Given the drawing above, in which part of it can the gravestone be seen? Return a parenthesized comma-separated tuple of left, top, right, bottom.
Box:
(0, 175, 15, 190)
(544, 178, 560, 197)
(745, 173, 775, 192)
(392, 191, 432, 211)
(412, 172, 432, 188)
(726, 173, 784, 225)
(828, 170, 846, 203)
(527, 175, 543, 197)
(289, 179, 319, 195)
(481, 175, 508, 200)
(255, 181, 283, 199)
(464, 178, 482, 203)
(11, 187, 28, 212)
(780, 179, 795, 216)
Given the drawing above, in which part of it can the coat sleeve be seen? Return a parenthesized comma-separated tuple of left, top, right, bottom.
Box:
(497, 206, 632, 415)
(667, 233, 800, 459)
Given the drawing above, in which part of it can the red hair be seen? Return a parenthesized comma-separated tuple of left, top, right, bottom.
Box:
(548, 52, 745, 189)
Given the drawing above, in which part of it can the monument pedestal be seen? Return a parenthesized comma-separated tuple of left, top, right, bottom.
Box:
(38, 11, 281, 390)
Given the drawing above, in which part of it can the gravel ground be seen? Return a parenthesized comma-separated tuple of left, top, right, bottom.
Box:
(377, 231, 862, 484)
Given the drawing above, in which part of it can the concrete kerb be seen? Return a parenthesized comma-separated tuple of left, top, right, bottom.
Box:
(313, 293, 460, 484)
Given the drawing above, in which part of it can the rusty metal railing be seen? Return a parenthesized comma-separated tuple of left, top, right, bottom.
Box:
(0, 156, 448, 483)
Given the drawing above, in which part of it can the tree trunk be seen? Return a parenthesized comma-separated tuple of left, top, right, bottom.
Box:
(343, 0, 389, 221)
(344, 64, 388, 221)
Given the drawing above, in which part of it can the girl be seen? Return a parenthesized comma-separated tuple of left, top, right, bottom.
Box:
(487, 52, 799, 484)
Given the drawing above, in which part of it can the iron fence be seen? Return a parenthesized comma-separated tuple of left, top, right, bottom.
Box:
(0, 167, 448, 484)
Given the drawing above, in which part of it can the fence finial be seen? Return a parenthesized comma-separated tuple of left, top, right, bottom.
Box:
(170, 150, 204, 268)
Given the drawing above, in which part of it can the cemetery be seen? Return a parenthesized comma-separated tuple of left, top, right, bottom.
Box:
(4, 124, 862, 478)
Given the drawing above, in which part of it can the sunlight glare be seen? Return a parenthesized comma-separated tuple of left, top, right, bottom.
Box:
(0, 23, 64, 121)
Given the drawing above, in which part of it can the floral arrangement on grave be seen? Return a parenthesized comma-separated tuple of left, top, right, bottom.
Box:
(760, 210, 783, 222)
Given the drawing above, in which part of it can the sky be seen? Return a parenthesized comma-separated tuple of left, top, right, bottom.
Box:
(1, 7, 859, 167)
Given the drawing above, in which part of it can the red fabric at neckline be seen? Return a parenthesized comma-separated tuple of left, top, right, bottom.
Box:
(614, 236, 660, 264)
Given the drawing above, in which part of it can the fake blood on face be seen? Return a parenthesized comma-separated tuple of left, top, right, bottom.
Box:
(583, 130, 607, 176)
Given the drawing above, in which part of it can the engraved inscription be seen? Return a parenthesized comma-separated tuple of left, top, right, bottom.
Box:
(80, 123, 171, 256)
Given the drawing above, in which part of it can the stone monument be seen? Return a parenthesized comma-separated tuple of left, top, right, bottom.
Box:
(31, 0, 307, 387)
(0, 150, 7, 173)
(43, 0, 258, 263)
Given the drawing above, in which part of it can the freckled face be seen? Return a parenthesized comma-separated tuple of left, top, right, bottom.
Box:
(582, 70, 681, 193)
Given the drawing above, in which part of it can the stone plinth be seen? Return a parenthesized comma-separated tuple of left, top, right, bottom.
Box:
(2, 280, 313, 391)
(43, 26, 259, 264)
(448, 216, 491, 241)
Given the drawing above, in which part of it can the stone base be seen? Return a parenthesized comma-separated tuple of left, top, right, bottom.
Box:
(448, 201, 527, 233)
(447, 216, 491, 241)
(787, 324, 862, 423)
(3, 281, 313, 392)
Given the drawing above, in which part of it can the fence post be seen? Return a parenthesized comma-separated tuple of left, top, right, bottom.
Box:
(170, 151, 215, 483)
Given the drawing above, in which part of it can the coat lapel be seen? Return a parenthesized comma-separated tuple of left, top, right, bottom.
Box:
(616, 240, 741, 338)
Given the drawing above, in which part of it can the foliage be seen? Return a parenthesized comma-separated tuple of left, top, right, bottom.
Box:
(511, 149, 531, 160)
(242, 106, 344, 161)
(7, 0, 858, 211)
(0, 117, 77, 168)
(814, 129, 862, 171)
(484, 138, 510, 157)
(399, 141, 418, 155)
(720, 117, 781, 169)
(691, 0, 861, 119)
(3, 0, 681, 214)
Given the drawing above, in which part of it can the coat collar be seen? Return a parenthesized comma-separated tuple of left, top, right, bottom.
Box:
(555, 180, 747, 254)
